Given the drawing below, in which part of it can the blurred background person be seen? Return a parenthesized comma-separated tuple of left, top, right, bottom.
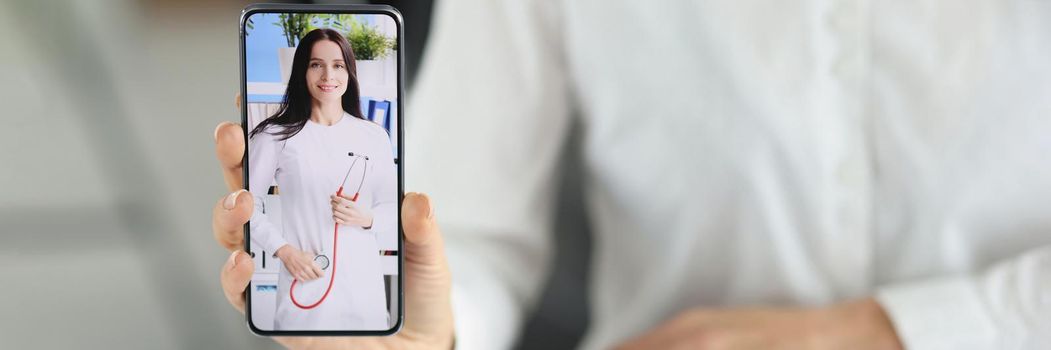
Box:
(399, 0, 1051, 349)
(5, 0, 1051, 350)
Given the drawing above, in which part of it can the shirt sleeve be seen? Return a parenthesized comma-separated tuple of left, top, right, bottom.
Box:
(876, 246, 1051, 349)
(247, 130, 289, 255)
(406, 0, 572, 348)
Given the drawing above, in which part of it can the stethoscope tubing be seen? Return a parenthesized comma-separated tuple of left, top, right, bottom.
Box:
(289, 152, 368, 309)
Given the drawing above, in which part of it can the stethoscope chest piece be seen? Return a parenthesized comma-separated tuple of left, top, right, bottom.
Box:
(314, 254, 330, 270)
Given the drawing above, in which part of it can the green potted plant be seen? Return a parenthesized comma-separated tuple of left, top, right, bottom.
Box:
(272, 14, 397, 84)
(344, 20, 396, 60)
(342, 18, 396, 85)
(306, 14, 396, 60)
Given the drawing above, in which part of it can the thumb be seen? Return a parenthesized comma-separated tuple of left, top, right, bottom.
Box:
(213, 190, 253, 251)
(400, 192, 454, 344)
(403, 192, 437, 247)
(220, 250, 254, 314)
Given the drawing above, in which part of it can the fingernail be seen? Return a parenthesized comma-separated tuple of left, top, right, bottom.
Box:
(425, 196, 435, 219)
(214, 122, 226, 144)
(227, 250, 239, 269)
(224, 189, 247, 210)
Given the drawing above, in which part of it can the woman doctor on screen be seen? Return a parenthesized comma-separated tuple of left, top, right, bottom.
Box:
(248, 28, 397, 330)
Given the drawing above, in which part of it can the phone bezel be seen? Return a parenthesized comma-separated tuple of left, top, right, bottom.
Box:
(238, 3, 405, 337)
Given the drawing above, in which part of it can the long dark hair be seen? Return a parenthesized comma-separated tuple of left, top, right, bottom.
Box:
(251, 28, 365, 140)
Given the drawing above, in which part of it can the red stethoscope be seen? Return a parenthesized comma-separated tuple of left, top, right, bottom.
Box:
(289, 152, 369, 309)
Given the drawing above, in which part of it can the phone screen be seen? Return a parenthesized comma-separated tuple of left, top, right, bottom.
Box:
(240, 5, 402, 335)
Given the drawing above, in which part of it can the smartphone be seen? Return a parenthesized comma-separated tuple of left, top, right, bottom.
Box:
(239, 3, 403, 336)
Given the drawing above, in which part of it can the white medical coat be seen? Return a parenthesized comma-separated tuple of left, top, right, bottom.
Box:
(249, 113, 397, 330)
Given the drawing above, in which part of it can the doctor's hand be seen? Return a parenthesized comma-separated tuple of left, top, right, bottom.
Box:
(614, 298, 903, 350)
(275, 244, 323, 281)
(212, 121, 455, 350)
(331, 193, 374, 229)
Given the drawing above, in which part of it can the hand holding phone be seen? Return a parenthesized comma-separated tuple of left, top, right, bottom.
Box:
(212, 122, 454, 347)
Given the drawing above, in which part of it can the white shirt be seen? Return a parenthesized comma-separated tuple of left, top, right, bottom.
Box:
(406, 1, 1051, 349)
(249, 113, 397, 330)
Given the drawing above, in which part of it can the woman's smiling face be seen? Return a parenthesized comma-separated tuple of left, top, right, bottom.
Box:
(305, 39, 349, 104)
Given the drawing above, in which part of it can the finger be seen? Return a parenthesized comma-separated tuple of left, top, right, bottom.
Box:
(303, 264, 320, 281)
(298, 254, 320, 280)
(214, 121, 246, 192)
(331, 196, 355, 212)
(613, 328, 665, 350)
(401, 192, 454, 337)
(336, 195, 356, 208)
(333, 209, 353, 223)
(299, 262, 315, 280)
(615, 310, 704, 350)
(403, 192, 439, 248)
(335, 207, 363, 222)
(292, 266, 308, 281)
(220, 250, 254, 314)
(213, 190, 253, 251)
(331, 202, 350, 216)
(310, 264, 323, 279)
(337, 192, 355, 201)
